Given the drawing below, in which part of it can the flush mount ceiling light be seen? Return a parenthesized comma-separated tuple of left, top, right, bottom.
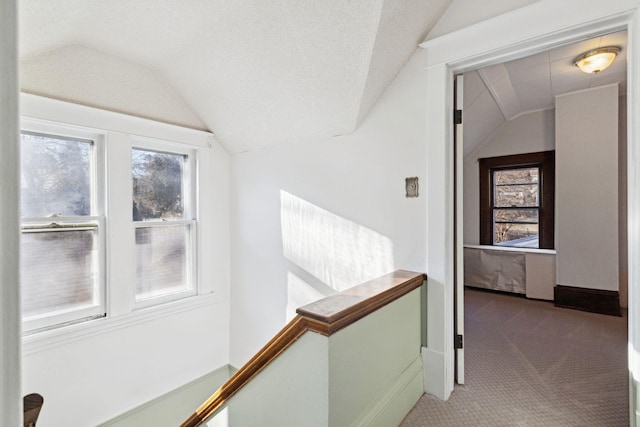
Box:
(573, 46, 621, 74)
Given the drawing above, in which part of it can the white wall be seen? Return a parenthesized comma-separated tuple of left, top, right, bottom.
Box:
(229, 51, 428, 367)
(19, 96, 231, 426)
(0, 0, 21, 425)
(463, 108, 555, 245)
(100, 365, 231, 426)
(556, 85, 619, 292)
(23, 302, 229, 426)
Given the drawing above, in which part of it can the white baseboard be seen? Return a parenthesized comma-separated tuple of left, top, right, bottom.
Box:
(351, 356, 424, 427)
(421, 346, 448, 400)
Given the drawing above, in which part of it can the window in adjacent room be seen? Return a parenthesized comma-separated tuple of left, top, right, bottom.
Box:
(479, 151, 555, 249)
(132, 145, 196, 305)
(20, 130, 105, 332)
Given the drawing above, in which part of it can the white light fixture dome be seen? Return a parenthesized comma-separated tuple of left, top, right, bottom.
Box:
(573, 46, 621, 74)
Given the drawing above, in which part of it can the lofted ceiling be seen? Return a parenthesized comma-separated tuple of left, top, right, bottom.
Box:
(464, 30, 628, 157)
(20, 0, 452, 154)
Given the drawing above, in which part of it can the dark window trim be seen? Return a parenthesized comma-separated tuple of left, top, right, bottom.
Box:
(479, 150, 555, 249)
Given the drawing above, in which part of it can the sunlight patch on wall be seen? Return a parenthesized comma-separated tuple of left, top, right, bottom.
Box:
(280, 191, 394, 293)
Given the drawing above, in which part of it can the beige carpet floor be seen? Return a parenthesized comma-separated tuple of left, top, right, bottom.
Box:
(401, 288, 629, 426)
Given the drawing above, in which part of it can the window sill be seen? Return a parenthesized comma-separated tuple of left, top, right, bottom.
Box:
(23, 292, 221, 356)
(463, 244, 556, 255)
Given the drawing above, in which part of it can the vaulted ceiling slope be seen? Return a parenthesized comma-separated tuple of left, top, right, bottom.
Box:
(20, 0, 451, 153)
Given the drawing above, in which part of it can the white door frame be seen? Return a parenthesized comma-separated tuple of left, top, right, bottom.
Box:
(420, 3, 640, 422)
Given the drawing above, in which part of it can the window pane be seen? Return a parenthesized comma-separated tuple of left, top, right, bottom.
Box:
(21, 132, 92, 217)
(132, 149, 185, 221)
(135, 225, 191, 301)
(495, 184, 539, 207)
(494, 168, 538, 185)
(494, 168, 539, 207)
(21, 229, 99, 319)
(494, 223, 539, 247)
(494, 208, 538, 223)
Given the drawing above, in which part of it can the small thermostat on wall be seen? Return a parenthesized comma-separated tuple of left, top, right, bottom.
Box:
(405, 177, 419, 198)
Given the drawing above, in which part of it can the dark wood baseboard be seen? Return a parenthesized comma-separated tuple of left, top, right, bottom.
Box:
(554, 285, 621, 317)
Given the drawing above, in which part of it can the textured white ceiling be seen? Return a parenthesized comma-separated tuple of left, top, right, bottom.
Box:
(19, 0, 451, 153)
(427, 0, 542, 40)
(464, 30, 627, 157)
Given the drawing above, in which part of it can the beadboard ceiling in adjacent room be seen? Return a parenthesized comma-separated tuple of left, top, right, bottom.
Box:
(19, 0, 452, 153)
(463, 30, 628, 157)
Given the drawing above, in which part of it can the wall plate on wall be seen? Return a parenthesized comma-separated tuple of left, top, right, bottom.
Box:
(405, 177, 419, 198)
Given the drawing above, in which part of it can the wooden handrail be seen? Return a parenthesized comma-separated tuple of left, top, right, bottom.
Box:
(180, 270, 425, 427)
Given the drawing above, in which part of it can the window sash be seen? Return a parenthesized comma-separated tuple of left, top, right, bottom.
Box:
(492, 207, 539, 223)
(492, 170, 541, 247)
(131, 140, 197, 308)
(19, 122, 106, 333)
(132, 148, 188, 221)
(133, 221, 197, 308)
(131, 140, 196, 221)
(20, 217, 106, 332)
(492, 167, 540, 209)
(20, 129, 100, 218)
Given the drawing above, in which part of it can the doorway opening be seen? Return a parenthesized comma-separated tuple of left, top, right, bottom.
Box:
(454, 29, 630, 424)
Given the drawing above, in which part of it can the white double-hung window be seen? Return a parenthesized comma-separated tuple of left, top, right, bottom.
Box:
(132, 142, 197, 306)
(20, 124, 106, 332)
(19, 109, 207, 335)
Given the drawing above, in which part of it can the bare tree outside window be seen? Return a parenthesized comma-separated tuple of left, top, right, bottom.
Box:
(132, 149, 184, 221)
(21, 132, 91, 217)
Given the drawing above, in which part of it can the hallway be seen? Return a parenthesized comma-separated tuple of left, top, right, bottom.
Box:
(402, 288, 628, 426)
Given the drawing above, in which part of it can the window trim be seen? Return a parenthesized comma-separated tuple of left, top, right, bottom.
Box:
(479, 150, 555, 249)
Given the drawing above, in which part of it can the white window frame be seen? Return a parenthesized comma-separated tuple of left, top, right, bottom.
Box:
(131, 138, 198, 308)
(18, 94, 225, 350)
(20, 118, 107, 333)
